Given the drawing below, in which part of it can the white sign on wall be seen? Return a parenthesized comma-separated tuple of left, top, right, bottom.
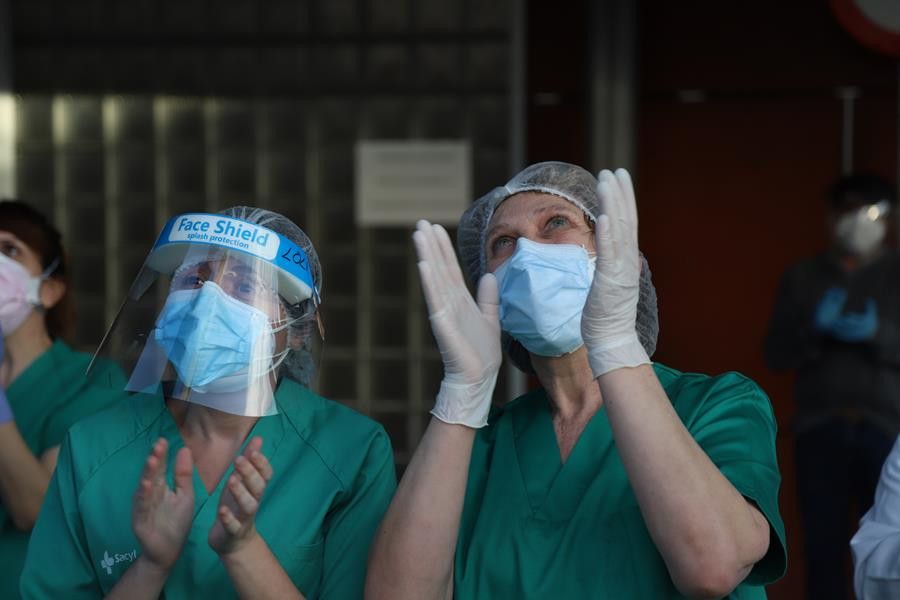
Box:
(355, 140, 471, 226)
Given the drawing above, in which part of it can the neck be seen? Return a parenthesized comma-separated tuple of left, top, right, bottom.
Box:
(168, 399, 258, 445)
(2, 314, 53, 384)
(166, 399, 259, 493)
(531, 345, 602, 421)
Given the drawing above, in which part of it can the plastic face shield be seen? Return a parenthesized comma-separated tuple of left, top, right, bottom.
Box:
(89, 213, 320, 417)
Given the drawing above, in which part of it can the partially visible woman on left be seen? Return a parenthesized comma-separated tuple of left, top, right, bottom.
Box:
(0, 200, 125, 599)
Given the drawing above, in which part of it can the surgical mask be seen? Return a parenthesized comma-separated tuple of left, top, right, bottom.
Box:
(0, 253, 46, 335)
(153, 281, 280, 394)
(493, 238, 595, 357)
(836, 203, 888, 257)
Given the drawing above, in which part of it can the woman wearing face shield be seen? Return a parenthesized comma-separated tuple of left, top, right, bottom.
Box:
(367, 163, 787, 598)
(21, 207, 397, 599)
(0, 201, 125, 599)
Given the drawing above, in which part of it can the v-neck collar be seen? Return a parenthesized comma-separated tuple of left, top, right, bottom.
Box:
(141, 393, 287, 519)
(510, 390, 614, 521)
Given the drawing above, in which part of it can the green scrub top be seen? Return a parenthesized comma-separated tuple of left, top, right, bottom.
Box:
(0, 339, 125, 600)
(20, 378, 397, 600)
(454, 363, 787, 599)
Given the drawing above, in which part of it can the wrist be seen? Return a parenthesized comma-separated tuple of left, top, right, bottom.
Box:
(136, 553, 174, 580)
(0, 390, 12, 425)
(432, 373, 498, 429)
(217, 528, 263, 564)
(586, 334, 649, 378)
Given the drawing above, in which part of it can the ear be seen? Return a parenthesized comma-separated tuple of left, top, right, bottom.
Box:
(286, 329, 304, 349)
(584, 214, 597, 253)
(39, 278, 66, 310)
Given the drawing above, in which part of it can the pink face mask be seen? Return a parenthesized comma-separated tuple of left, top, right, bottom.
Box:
(0, 253, 43, 336)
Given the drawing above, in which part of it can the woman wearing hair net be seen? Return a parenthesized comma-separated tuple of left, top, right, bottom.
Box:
(20, 207, 396, 599)
(367, 163, 786, 598)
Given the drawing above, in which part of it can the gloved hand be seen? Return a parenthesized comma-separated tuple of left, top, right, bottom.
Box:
(582, 169, 651, 378)
(831, 298, 878, 342)
(813, 287, 848, 333)
(413, 220, 501, 428)
(0, 327, 12, 424)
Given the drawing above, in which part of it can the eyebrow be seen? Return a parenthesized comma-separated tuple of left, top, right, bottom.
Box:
(0, 232, 25, 245)
(531, 203, 581, 218)
(226, 262, 255, 274)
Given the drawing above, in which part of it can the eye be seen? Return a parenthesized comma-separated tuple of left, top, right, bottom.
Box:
(545, 215, 571, 230)
(490, 235, 515, 256)
(228, 273, 265, 301)
(172, 269, 205, 289)
(0, 241, 21, 258)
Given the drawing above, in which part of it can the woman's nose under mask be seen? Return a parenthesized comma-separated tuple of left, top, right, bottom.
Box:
(493, 237, 595, 357)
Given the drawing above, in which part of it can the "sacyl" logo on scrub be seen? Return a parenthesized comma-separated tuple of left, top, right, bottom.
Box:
(100, 549, 137, 575)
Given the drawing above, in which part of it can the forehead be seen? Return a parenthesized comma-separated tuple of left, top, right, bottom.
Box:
(489, 191, 584, 227)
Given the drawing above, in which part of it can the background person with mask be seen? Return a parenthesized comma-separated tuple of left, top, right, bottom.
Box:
(765, 174, 900, 600)
(21, 207, 396, 599)
(0, 200, 124, 599)
(367, 162, 786, 599)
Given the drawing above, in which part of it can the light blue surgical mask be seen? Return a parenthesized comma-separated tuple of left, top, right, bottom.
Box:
(493, 238, 595, 357)
(153, 281, 276, 393)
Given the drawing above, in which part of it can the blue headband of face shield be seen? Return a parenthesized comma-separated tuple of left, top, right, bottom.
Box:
(146, 213, 319, 307)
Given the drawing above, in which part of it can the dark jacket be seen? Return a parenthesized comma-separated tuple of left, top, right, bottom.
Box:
(765, 250, 900, 433)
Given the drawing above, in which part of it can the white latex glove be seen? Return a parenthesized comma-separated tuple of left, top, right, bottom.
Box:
(582, 168, 651, 377)
(413, 220, 501, 428)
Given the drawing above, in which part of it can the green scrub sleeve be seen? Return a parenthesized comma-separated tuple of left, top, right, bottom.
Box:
(20, 434, 103, 599)
(687, 373, 788, 586)
(319, 428, 396, 599)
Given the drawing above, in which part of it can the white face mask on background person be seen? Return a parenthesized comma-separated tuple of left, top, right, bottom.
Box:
(835, 202, 889, 257)
(493, 237, 596, 357)
(0, 253, 46, 335)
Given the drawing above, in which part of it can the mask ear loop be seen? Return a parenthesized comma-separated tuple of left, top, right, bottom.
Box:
(272, 293, 324, 340)
(266, 314, 315, 380)
(270, 346, 291, 371)
(25, 256, 61, 308)
(315, 311, 325, 342)
(267, 288, 324, 385)
(582, 211, 598, 260)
